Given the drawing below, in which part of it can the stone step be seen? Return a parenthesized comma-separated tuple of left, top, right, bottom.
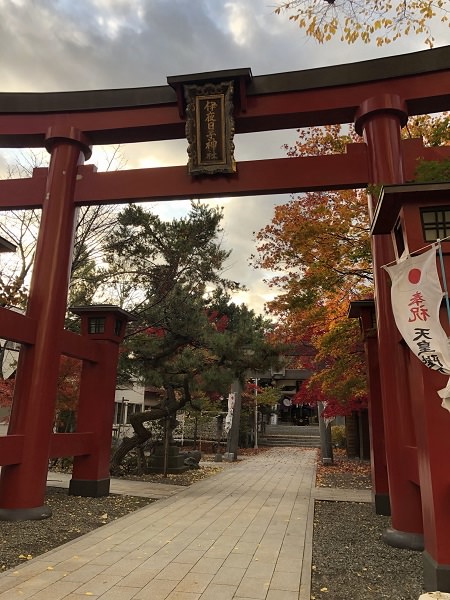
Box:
(265, 425, 320, 436)
(259, 442, 319, 448)
(258, 440, 320, 448)
(259, 435, 320, 448)
(259, 424, 321, 448)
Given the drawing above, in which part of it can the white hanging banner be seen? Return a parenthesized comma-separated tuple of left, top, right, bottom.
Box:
(224, 392, 235, 433)
(384, 245, 450, 411)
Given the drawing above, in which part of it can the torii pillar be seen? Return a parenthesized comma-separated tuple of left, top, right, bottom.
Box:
(0, 126, 91, 519)
(348, 299, 390, 516)
(371, 182, 450, 591)
(355, 96, 424, 548)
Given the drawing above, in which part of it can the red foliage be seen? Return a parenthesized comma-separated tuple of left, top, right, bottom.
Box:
(321, 396, 368, 418)
(207, 310, 229, 333)
(144, 326, 165, 337)
(56, 356, 81, 412)
(291, 383, 323, 406)
(240, 381, 266, 409)
(0, 377, 14, 409)
(144, 311, 229, 338)
(52, 356, 82, 432)
(1, 357, 82, 428)
(291, 380, 367, 417)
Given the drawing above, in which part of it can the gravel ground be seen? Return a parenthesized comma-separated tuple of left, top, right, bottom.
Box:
(0, 450, 426, 599)
(311, 501, 424, 600)
(311, 451, 424, 600)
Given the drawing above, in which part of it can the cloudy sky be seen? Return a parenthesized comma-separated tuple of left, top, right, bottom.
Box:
(0, 0, 447, 314)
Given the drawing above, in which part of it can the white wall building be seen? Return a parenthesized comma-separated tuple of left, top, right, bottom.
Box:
(113, 383, 146, 439)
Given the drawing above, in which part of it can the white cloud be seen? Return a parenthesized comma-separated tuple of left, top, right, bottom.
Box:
(224, 2, 253, 46)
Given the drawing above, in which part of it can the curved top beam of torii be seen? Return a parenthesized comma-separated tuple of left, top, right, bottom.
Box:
(0, 46, 449, 209)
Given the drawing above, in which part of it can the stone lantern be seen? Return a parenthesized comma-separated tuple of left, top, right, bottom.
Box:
(68, 305, 136, 497)
(70, 304, 135, 342)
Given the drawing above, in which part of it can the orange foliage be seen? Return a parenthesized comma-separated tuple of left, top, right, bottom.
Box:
(252, 125, 372, 415)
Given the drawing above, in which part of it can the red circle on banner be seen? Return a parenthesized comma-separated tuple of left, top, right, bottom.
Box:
(408, 268, 421, 284)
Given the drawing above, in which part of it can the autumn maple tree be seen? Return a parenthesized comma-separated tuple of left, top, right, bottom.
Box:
(275, 0, 448, 47)
(253, 115, 449, 417)
(253, 137, 369, 417)
(252, 124, 372, 416)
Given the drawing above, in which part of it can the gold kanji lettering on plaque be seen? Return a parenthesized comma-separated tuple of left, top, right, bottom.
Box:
(185, 81, 236, 176)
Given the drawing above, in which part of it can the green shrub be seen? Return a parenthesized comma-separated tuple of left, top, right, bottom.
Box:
(331, 425, 346, 448)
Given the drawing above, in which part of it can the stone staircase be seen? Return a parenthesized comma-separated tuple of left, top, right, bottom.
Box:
(258, 424, 320, 448)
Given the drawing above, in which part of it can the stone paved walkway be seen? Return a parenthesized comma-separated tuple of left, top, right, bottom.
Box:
(0, 448, 369, 599)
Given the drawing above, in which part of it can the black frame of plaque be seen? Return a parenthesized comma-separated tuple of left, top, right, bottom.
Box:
(185, 81, 236, 176)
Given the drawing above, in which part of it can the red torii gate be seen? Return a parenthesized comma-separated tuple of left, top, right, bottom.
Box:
(0, 45, 449, 590)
